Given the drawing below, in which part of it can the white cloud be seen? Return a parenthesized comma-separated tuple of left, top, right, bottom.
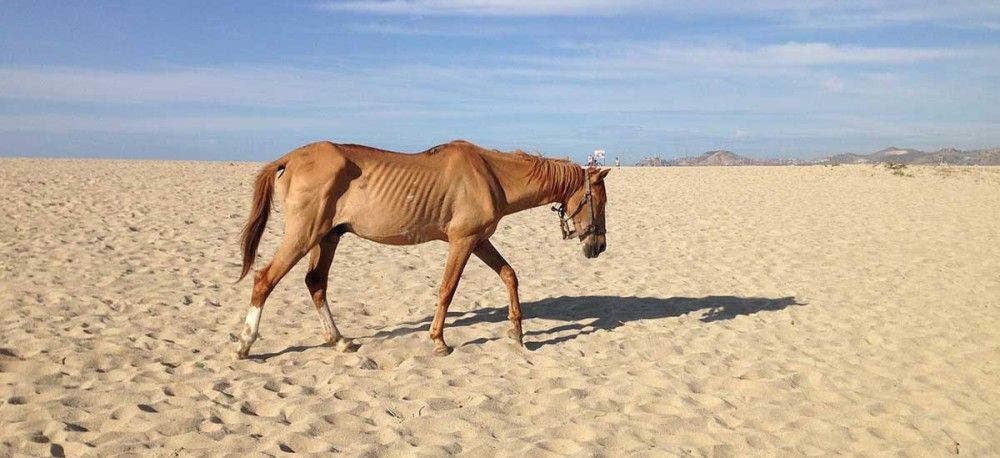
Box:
(0, 38, 995, 150)
(0, 40, 987, 113)
(779, 2, 1000, 29)
(0, 66, 454, 109)
(820, 75, 845, 92)
(0, 66, 329, 105)
(0, 114, 335, 133)
(510, 42, 985, 82)
(320, 0, 656, 16)
(864, 72, 898, 85)
(318, 0, 1000, 29)
(755, 42, 963, 65)
(347, 22, 509, 36)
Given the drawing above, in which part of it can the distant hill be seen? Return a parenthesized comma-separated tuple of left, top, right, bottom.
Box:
(636, 147, 1000, 166)
(634, 156, 669, 167)
(657, 150, 760, 166)
(823, 153, 870, 165)
(821, 147, 1000, 165)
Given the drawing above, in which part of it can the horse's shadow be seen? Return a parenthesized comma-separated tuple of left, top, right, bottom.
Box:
(250, 343, 328, 361)
(369, 295, 804, 350)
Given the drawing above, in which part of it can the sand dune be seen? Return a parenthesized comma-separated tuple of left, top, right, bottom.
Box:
(1, 159, 998, 455)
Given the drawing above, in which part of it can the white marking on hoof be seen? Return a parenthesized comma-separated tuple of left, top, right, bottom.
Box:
(234, 307, 262, 360)
(244, 307, 262, 336)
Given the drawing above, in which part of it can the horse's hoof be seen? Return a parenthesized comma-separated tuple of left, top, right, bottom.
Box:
(335, 338, 360, 353)
(433, 344, 453, 356)
(233, 350, 248, 361)
(507, 327, 524, 346)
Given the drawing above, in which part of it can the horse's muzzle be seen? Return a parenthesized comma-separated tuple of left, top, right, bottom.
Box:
(582, 235, 606, 259)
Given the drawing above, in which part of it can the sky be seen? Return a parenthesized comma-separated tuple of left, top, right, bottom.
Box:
(1, 1, 998, 162)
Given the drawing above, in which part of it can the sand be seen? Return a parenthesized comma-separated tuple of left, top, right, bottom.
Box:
(1, 158, 998, 456)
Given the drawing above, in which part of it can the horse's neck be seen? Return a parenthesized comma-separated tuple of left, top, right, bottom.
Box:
(487, 154, 582, 215)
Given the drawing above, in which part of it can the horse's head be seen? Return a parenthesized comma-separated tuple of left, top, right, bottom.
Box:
(561, 167, 610, 259)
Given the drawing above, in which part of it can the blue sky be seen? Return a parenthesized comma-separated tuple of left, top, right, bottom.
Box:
(1, 1, 998, 162)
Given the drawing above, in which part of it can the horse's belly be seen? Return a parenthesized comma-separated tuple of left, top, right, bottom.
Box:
(339, 173, 451, 244)
(348, 221, 446, 245)
(341, 201, 448, 245)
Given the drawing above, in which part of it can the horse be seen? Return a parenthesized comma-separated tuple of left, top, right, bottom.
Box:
(234, 140, 609, 359)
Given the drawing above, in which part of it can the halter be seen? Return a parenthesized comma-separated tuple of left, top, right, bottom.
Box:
(551, 169, 600, 240)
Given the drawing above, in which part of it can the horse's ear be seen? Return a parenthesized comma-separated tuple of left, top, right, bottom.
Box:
(598, 168, 611, 180)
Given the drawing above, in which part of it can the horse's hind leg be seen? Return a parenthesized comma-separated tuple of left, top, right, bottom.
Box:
(234, 236, 313, 360)
(305, 234, 358, 352)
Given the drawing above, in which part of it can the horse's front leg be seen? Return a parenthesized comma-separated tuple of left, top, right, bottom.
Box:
(473, 240, 523, 347)
(429, 237, 478, 356)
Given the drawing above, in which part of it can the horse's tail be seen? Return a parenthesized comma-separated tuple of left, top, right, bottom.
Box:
(238, 155, 289, 282)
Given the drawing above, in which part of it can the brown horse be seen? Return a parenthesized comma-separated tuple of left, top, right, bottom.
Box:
(234, 140, 609, 359)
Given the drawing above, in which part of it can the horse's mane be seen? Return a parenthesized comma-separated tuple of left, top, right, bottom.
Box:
(509, 150, 583, 200)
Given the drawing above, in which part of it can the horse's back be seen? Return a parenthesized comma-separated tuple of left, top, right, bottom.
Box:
(291, 140, 497, 244)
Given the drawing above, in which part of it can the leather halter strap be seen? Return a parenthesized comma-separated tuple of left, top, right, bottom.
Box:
(551, 169, 599, 240)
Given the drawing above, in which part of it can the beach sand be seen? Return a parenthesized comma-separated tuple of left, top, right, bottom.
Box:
(1, 158, 998, 456)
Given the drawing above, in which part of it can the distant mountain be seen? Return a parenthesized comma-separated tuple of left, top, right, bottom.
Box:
(822, 153, 870, 164)
(822, 147, 1000, 165)
(699, 150, 759, 166)
(869, 146, 926, 161)
(661, 150, 760, 166)
(635, 156, 669, 167)
(921, 148, 1000, 165)
(636, 150, 804, 166)
(636, 147, 1000, 167)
